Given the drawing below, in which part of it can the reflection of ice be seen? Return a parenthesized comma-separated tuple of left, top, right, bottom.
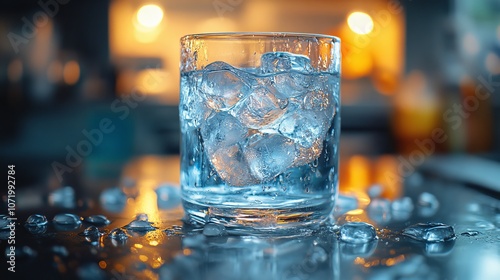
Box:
(108, 228, 130, 240)
(340, 239, 378, 257)
(202, 223, 227, 237)
(160, 234, 334, 280)
(81, 226, 105, 237)
(422, 240, 455, 256)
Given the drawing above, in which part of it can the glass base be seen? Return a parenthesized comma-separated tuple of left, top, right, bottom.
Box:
(182, 199, 334, 235)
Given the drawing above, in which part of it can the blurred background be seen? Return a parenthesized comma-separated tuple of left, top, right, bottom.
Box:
(0, 0, 499, 194)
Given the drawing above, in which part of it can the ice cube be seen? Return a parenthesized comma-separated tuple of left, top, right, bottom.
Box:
(339, 222, 378, 243)
(278, 111, 325, 148)
(209, 144, 257, 186)
(260, 52, 313, 74)
(274, 72, 312, 98)
(232, 86, 287, 129)
(293, 139, 323, 167)
(245, 133, 296, 181)
(180, 71, 211, 128)
(200, 61, 251, 111)
(201, 112, 248, 152)
(402, 223, 456, 242)
(200, 113, 257, 186)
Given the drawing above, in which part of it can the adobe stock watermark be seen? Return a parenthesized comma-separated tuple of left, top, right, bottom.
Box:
(7, 0, 71, 54)
(213, 0, 244, 18)
(51, 67, 166, 182)
(384, 74, 498, 184)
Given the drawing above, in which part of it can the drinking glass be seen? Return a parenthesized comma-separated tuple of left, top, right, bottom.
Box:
(179, 32, 341, 233)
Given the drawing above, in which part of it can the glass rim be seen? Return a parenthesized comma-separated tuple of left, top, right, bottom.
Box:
(181, 32, 340, 43)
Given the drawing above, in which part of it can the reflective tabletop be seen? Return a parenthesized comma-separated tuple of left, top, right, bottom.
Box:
(1, 155, 499, 280)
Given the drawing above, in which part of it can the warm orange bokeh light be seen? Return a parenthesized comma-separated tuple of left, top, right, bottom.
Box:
(63, 60, 80, 85)
(347, 12, 374, 35)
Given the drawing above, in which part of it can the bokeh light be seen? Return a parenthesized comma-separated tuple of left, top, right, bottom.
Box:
(347, 12, 374, 35)
(63, 60, 80, 85)
(136, 4, 164, 29)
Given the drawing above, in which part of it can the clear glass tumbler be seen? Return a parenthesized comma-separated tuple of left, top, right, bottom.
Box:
(179, 32, 341, 233)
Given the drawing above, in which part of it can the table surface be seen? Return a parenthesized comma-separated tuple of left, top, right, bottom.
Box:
(1, 155, 499, 280)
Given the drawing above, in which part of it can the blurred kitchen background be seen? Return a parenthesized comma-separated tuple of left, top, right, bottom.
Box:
(0, 0, 499, 193)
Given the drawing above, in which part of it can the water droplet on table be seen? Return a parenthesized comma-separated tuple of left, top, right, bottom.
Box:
(25, 214, 48, 226)
(182, 234, 207, 248)
(125, 220, 155, 231)
(339, 222, 378, 243)
(53, 213, 82, 225)
(0, 215, 9, 229)
(461, 230, 481, 237)
(202, 223, 227, 236)
(84, 215, 110, 226)
(108, 228, 129, 240)
(402, 223, 456, 242)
